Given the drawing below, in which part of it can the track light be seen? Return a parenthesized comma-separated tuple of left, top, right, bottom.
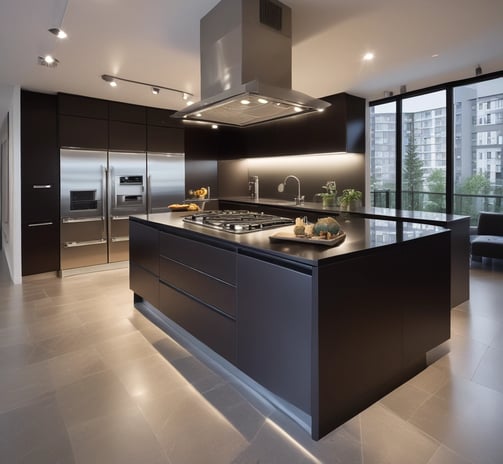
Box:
(100, 74, 192, 100)
(48, 27, 67, 39)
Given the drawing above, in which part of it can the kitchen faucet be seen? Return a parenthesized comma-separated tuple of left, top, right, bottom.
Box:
(278, 175, 304, 205)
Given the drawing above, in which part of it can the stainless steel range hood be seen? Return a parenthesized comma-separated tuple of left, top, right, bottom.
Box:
(173, 0, 330, 127)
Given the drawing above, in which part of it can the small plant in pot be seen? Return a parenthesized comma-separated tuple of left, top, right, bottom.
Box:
(338, 188, 362, 210)
(319, 180, 337, 208)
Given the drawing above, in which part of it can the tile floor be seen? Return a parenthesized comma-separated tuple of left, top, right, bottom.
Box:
(0, 254, 502, 464)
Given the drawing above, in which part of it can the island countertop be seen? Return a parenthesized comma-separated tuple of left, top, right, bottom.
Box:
(130, 211, 449, 267)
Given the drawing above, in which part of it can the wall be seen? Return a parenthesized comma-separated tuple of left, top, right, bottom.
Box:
(218, 153, 365, 203)
(0, 86, 22, 283)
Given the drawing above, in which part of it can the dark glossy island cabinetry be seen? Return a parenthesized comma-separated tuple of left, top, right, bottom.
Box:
(129, 213, 451, 440)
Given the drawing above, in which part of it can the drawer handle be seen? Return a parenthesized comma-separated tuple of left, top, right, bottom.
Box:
(111, 236, 129, 243)
(64, 239, 107, 248)
(62, 216, 104, 224)
(33, 184, 52, 189)
(28, 222, 53, 227)
(112, 216, 130, 221)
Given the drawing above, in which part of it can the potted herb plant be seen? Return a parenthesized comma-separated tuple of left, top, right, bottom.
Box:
(319, 180, 337, 208)
(339, 188, 362, 210)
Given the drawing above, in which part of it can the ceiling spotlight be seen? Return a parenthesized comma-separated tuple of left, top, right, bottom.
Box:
(182, 92, 189, 101)
(257, 98, 268, 104)
(48, 27, 67, 39)
(152, 87, 160, 95)
(38, 55, 59, 67)
(363, 52, 375, 61)
(101, 74, 117, 87)
(195, 113, 202, 117)
(211, 124, 219, 129)
(240, 99, 251, 105)
(293, 106, 302, 113)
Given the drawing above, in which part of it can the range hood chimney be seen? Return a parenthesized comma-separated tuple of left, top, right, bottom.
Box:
(173, 0, 330, 127)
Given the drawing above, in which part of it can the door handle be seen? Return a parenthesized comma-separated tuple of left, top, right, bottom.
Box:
(63, 239, 107, 248)
(111, 236, 129, 243)
(62, 216, 104, 223)
(28, 222, 53, 227)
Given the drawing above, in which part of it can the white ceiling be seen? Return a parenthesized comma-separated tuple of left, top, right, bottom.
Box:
(0, 0, 502, 122)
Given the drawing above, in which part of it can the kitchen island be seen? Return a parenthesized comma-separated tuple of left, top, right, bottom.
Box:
(129, 212, 451, 440)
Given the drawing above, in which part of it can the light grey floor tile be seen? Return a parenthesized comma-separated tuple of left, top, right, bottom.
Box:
(426, 445, 474, 464)
(450, 308, 502, 345)
(407, 364, 451, 395)
(95, 330, 158, 367)
(409, 377, 503, 464)
(144, 386, 248, 464)
(380, 382, 432, 421)
(472, 345, 503, 393)
(0, 393, 75, 464)
(56, 370, 138, 428)
(0, 361, 54, 413)
(67, 407, 167, 464)
(360, 403, 439, 464)
(47, 347, 107, 389)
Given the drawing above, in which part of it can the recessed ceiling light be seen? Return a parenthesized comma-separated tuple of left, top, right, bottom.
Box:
(258, 98, 268, 104)
(293, 106, 302, 113)
(432, 54, 440, 58)
(48, 27, 67, 39)
(211, 124, 218, 129)
(38, 55, 59, 67)
(195, 113, 202, 117)
(240, 99, 251, 105)
(363, 52, 375, 61)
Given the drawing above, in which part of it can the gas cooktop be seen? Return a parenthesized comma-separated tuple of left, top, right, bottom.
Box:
(183, 210, 294, 234)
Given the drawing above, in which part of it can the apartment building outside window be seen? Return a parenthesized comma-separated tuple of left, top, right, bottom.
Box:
(369, 72, 503, 223)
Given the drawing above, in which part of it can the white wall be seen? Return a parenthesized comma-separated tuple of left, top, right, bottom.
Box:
(0, 86, 22, 284)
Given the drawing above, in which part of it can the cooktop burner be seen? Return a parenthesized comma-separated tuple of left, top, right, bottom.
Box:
(183, 210, 294, 234)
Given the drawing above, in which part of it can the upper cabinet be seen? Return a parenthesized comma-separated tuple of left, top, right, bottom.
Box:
(244, 92, 366, 157)
(109, 101, 146, 124)
(58, 93, 109, 149)
(184, 92, 365, 159)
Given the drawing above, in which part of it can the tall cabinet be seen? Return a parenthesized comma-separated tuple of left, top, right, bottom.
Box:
(20, 91, 60, 276)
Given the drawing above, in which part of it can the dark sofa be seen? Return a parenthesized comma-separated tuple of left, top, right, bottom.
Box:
(471, 212, 503, 260)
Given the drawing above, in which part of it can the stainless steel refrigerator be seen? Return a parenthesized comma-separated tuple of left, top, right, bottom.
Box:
(60, 149, 184, 271)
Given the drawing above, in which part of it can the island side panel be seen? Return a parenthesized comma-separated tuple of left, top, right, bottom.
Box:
(236, 253, 313, 415)
(312, 232, 451, 440)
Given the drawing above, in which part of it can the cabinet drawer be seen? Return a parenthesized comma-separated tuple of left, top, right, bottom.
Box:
(160, 283, 236, 363)
(130, 263, 160, 308)
(129, 222, 159, 275)
(160, 233, 236, 284)
(160, 256, 235, 317)
(22, 222, 60, 276)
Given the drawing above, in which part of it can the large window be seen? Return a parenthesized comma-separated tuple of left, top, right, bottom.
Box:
(402, 91, 446, 212)
(453, 78, 503, 220)
(370, 102, 396, 208)
(369, 72, 503, 223)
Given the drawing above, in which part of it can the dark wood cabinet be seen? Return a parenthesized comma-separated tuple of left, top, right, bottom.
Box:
(109, 120, 146, 151)
(58, 93, 108, 119)
(109, 101, 146, 124)
(21, 90, 60, 276)
(22, 222, 60, 276)
(147, 126, 184, 152)
(59, 114, 109, 149)
(146, 107, 183, 128)
(244, 92, 366, 156)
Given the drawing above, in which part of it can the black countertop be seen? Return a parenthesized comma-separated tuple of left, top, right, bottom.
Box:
(131, 212, 449, 267)
(220, 196, 469, 226)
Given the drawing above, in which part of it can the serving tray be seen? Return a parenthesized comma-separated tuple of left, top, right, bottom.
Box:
(269, 230, 346, 247)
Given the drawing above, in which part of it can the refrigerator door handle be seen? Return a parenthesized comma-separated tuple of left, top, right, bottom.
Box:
(62, 216, 105, 224)
(111, 215, 130, 221)
(147, 175, 152, 213)
(102, 165, 108, 239)
(33, 184, 52, 189)
(64, 239, 107, 248)
(111, 236, 129, 243)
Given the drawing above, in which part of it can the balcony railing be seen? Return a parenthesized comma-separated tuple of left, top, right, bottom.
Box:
(371, 190, 503, 224)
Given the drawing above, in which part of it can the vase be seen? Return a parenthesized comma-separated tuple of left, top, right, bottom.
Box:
(322, 196, 335, 208)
